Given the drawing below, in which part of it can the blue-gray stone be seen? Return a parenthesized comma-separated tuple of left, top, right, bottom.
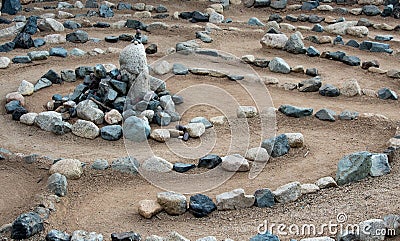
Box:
(173, 63, 189, 75)
(305, 68, 318, 77)
(362, 5, 381, 16)
(248, 17, 265, 26)
(381, 5, 393, 17)
(339, 110, 359, 120)
(69, 48, 86, 56)
(63, 20, 81, 29)
(5, 100, 21, 114)
(85, 0, 99, 8)
(336, 151, 372, 185)
(49, 47, 68, 57)
(228, 75, 245, 81)
(42, 69, 61, 84)
(198, 154, 222, 169)
(75, 66, 93, 78)
(270, 0, 287, 9)
(94, 22, 111, 28)
(70, 84, 88, 102)
(301, 0, 319, 10)
(370, 153, 390, 177)
(125, 19, 147, 30)
(111, 156, 139, 174)
(154, 111, 171, 126)
(172, 95, 184, 105)
(1, 0, 22, 15)
(254, 0, 271, 7)
(308, 15, 325, 23)
(92, 159, 109, 170)
(370, 42, 390, 53)
(34, 78, 52, 91)
(254, 188, 275, 208)
(99, 4, 114, 18)
(278, 104, 313, 118)
(319, 84, 340, 97)
(0, 41, 15, 52)
(250, 232, 280, 241)
(47, 173, 67, 196)
(346, 40, 359, 48)
(326, 51, 346, 61)
(46, 229, 70, 241)
(306, 46, 320, 57)
(189, 194, 217, 218)
(94, 64, 107, 78)
(315, 108, 336, 122)
(375, 35, 393, 41)
(298, 76, 322, 92)
(155, 4, 168, 13)
(190, 117, 213, 129)
(261, 134, 290, 157)
(110, 80, 127, 95)
(285, 15, 298, 22)
(12, 55, 31, 63)
(196, 31, 212, 43)
(191, 11, 209, 22)
(11, 212, 44, 239)
(22, 16, 37, 35)
(377, 88, 398, 100)
(101, 125, 123, 141)
(341, 56, 360, 66)
(12, 107, 28, 121)
(173, 163, 196, 173)
(117, 2, 132, 10)
(123, 116, 150, 142)
(66, 30, 89, 43)
(312, 24, 324, 32)
(333, 35, 344, 45)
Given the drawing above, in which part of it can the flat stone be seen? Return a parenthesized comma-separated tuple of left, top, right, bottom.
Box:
(138, 200, 163, 219)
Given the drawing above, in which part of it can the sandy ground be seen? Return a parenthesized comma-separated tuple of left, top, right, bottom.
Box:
(0, 0, 399, 240)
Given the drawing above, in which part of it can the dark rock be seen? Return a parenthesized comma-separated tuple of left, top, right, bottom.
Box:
(13, 32, 34, 49)
(189, 194, 217, 218)
(5, 100, 21, 114)
(75, 66, 94, 78)
(248, 17, 265, 26)
(341, 56, 360, 66)
(42, 69, 61, 84)
(111, 232, 140, 241)
(154, 111, 171, 126)
(119, 34, 134, 41)
(228, 75, 244, 81)
(333, 35, 344, 45)
(86, 10, 99, 17)
(306, 68, 318, 77)
(346, 40, 359, 48)
(70, 84, 88, 102)
(339, 110, 359, 120)
(357, 18, 372, 27)
(99, 4, 114, 18)
(312, 24, 324, 32)
(179, 11, 193, 20)
(375, 35, 393, 41)
(49, 47, 68, 57)
(117, 3, 131, 10)
(191, 11, 209, 22)
(63, 20, 81, 29)
(361, 60, 379, 70)
(12, 107, 27, 120)
(253, 58, 269, 68)
(34, 38, 46, 48)
(270, 0, 287, 9)
(319, 84, 340, 97)
(0, 41, 15, 52)
(308, 15, 325, 23)
(196, 31, 212, 43)
(261, 134, 290, 157)
(302, 1, 319, 10)
(1, 0, 22, 15)
(172, 95, 184, 105)
(105, 36, 118, 43)
(110, 80, 127, 95)
(12, 55, 31, 63)
(66, 30, 89, 43)
(393, 5, 400, 18)
(306, 46, 320, 57)
(285, 14, 298, 22)
(23, 16, 37, 35)
(173, 163, 196, 173)
(363, 5, 381, 16)
(298, 76, 322, 92)
(254, 0, 271, 7)
(377, 88, 398, 100)
(94, 64, 107, 79)
(278, 104, 313, 118)
(155, 4, 168, 13)
(254, 188, 275, 207)
(85, 0, 98, 8)
(145, 43, 157, 54)
(172, 63, 188, 75)
(268, 13, 282, 22)
(153, 13, 169, 19)
(101, 125, 123, 141)
(125, 19, 147, 30)
(46, 229, 70, 241)
(381, 5, 393, 17)
(315, 108, 336, 122)
(11, 212, 44, 239)
(284, 33, 305, 54)
(250, 232, 280, 241)
(336, 151, 372, 185)
(0, 17, 12, 24)
(94, 22, 111, 28)
(326, 51, 346, 61)
(198, 154, 222, 169)
(47, 173, 67, 196)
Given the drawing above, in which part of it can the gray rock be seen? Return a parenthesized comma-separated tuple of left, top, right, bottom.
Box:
(189, 194, 217, 218)
(248, 17, 265, 26)
(284, 33, 306, 54)
(173, 63, 189, 75)
(61, 69, 76, 82)
(319, 84, 340, 97)
(27, 51, 49, 61)
(383, 214, 400, 237)
(100, 125, 122, 141)
(250, 232, 280, 241)
(336, 151, 372, 185)
(142, 156, 173, 173)
(278, 104, 313, 118)
(123, 116, 151, 142)
(260, 33, 288, 49)
(299, 76, 322, 92)
(51, 121, 72, 135)
(46, 229, 71, 241)
(185, 122, 205, 137)
(315, 108, 336, 122)
(221, 154, 250, 172)
(377, 88, 398, 100)
(369, 153, 390, 177)
(270, 0, 287, 9)
(196, 31, 212, 43)
(157, 191, 187, 215)
(339, 110, 359, 120)
(261, 134, 290, 157)
(359, 219, 385, 241)
(176, 40, 199, 52)
(35, 111, 62, 132)
(190, 117, 213, 129)
(91, 159, 109, 170)
(273, 181, 302, 203)
(341, 56, 361, 66)
(11, 212, 43, 240)
(69, 48, 86, 56)
(71, 120, 100, 139)
(216, 188, 255, 210)
(76, 100, 104, 125)
(70, 230, 103, 241)
(387, 69, 400, 79)
(47, 173, 68, 197)
(254, 188, 275, 207)
(12, 55, 32, 64)
(66, 30, 89, 43)
(362, 5, 381, 16)
(269, 57, 290, 74)
(315, 176, 337, 189)
(111, 156, 139, 174)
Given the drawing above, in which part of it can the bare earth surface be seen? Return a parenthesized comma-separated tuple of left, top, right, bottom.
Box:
(0, 0, 399, 240)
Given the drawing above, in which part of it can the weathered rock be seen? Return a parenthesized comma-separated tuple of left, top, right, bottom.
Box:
(362, 5, 381, 16)
(150, 129, 170, 142)
(91, 159, 109, 170)
(377, 88, 398, 100)
(254, 188, 275, 207)
(260, 33, 288, 49)
(340, 79, 361, 97)
(47, 173, 67, 197)
(298, 77, 322, 92)
(100, 125, 122, 141)
(250, 232, 280, 241)
(76, 100, 104, 125)
(35, 111, 62, 132)
(383, 214, 400, 237)
(216, 188, 255, 210)
(301, 183, 320, 194)
(319, 84, 340, 97)
(237, 106, 258, 118)
(261, 134, 290, 157)
(339, 110, 359, 120)
(198, 154, 222, 169)
(11, 212, 43, 239)
(387, 69, 400, 79)
(273, 181, 302, 203)
(189, 194, 217, 218)
(369, 153, 390, 177)
(111, 232, 141, 241)
(336, 151, 372, 185)
(221, 154, 250, 172)
(50, 159, 83, 180)
(111, 156, 139, 174)
(268, 57, 290, 74)
(70, 230, 103, 241)
(315, 108, 336, 122)
(245, 147, 270, 162)
(185, 122, 205, 138)
(20, 112, 37, 125)
(138, 200, 163, 219)
(278, 105, 313, 118)
(72, 119, 100, 139)
(341, 56, 361, 66)
(315, 176, 337, 189)
(142, 156, 173, 173)
(165, 232, 189, 241)
(248, 17, 265, 26)
(1, 0, 22, 15)
(285, 133, 304, 148)
(66, 30, 89, 43)
(325, 21, 357, 35)
(17, 80, 34, 96)
(157, 192, 187, 215)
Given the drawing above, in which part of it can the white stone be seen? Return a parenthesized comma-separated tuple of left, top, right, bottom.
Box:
(104, 109, 122, 125)
(285, 133, 304, 148)
(0, 57, 10, 69)
(340, 79, 362, 97)
(245, 147, 270, 162)
(301, 183, 320, 194)
(237, 106, 257, 118)
(142, 156, 173, 173)
(152, 60, 172, 75)
(185, 123, 205, 138)
(209, 11, 224, 23)
(18, 80, 34, 96)
(221, 154, 250, 172)
(210, 116, 226, 125)
(260, 33, 288, 49)
(346, 26, 369, 37)
(273, 181, 302, 203)
(315, 176, 338, 189)
(76, 100, 104, 125)
(57, 10, 74, 19)
(150, 129, 171, 142)
(44, 34, 66, 44)
(216, 188, 255, 210)
(49, 159, 83, 180)
(20, 113, 38, 125)
(325, 21, 358, 35)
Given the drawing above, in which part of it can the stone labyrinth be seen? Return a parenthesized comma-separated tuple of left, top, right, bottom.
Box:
(0, 0, 400, 240)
